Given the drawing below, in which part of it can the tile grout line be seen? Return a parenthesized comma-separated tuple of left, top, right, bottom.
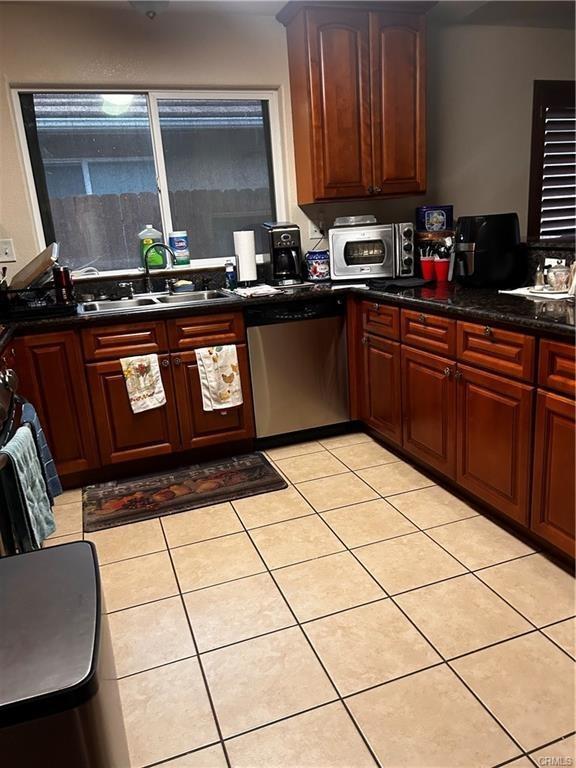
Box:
(157, 521, 234, 768)
(283, 452, 538, 762)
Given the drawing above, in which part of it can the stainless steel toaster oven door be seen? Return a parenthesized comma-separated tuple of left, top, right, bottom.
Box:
(329, 225, 395, 279)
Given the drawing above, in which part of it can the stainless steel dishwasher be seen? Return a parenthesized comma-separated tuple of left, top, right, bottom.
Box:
(245, 297, 349, 438)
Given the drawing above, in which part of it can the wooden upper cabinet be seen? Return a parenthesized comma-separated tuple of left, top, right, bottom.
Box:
(370, 10, 426, 194)
(14, 331, 100, 476)
(279, 2, 430, 203)
(306, 8, 372, 199)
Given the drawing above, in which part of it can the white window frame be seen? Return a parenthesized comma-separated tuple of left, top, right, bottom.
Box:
(12, 87, 288, 272)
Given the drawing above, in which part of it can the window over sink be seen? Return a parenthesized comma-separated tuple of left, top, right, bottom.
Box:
(16, 90, 285, 273)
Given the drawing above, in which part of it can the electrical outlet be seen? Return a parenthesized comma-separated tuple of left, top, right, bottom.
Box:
(308, 221, 323, 240)
(0, 239, 16, 263)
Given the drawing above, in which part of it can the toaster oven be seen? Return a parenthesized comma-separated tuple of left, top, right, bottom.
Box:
(329, 223, 415, 280)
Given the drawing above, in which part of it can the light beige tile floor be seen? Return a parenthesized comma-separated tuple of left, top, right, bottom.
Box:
(71, 431, 575, 767)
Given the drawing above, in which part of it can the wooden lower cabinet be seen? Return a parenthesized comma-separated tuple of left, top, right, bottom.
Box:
(456, 364, 533, 525)
(15, 331, 99, 475)
(360, 333, 402, 445)
(401, 346, 456, 478)
(531, 391, 575, 556)
(86, 356, 180, 465)
(172, 345, 255, 448)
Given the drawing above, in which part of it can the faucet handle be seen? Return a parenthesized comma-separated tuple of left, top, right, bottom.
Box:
(117, 282, 134, 298)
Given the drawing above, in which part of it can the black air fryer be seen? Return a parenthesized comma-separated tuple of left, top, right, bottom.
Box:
(454, 213, 527, 288)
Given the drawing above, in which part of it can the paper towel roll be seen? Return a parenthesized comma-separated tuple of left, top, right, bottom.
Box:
(233, 230, 257, 282)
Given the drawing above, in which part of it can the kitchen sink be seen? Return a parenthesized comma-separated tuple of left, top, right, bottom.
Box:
(80, 289, 238, 314)
(155, 290, 231, 304)
(81, 297, 158, 312)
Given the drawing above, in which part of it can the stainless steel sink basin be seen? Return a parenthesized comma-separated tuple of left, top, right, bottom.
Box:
(81, 297, 158, 312)
(80, 289, 238, 314)
(155, 290, 231, 304)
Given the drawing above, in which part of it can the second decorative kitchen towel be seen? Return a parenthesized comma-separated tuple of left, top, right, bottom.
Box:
(196, 345, 243, 411)
(120, 354, 167, 413)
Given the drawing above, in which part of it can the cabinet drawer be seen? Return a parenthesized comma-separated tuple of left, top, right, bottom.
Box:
(456, 321, 535, 382)
(82, 322, 168, 362)
(168, 313, 244, 350)
(401, 309, 456, 356)
(361, 301, 399, 340)
(538, 339, 576, 397)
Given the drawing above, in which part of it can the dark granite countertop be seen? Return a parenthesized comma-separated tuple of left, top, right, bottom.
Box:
(5, 283, 575, 340)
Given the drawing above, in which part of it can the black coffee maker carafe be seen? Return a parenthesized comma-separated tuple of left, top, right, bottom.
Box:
(261, 222, 303, 285)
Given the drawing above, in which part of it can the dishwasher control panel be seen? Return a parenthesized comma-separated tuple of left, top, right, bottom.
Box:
(244, 298, 345, 326)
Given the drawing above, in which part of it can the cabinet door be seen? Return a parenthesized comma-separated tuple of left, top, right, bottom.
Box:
(531, 391, 575, 556)
(173, 345, 255, 449)
(86, 356, 180, 465)
(456, 364, 533, 525)
(402, 346, 456, 477)
(370, 11, 426, 195)
(361, 334, 402, 446)
(15, 332, 99, 475)
(306, 7, 373, 199)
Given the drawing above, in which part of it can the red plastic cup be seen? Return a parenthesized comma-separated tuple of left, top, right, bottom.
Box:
(434, 259, 450, 282)
(420, 259, 435, 281)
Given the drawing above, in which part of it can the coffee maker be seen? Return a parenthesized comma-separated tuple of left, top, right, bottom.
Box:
(261, 222, 303, 285)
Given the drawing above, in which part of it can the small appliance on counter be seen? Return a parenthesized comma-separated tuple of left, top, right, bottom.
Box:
(454, 212, 527, 288)
(329, 218, 415, 280)
(261, 222, 303, 286)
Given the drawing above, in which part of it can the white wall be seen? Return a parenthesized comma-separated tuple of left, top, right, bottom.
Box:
(0, 2, 574, 275)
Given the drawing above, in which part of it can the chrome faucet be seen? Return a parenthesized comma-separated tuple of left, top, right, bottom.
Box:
(142, 242, 176, 293)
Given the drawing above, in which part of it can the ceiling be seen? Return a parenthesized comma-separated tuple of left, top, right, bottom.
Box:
(430, 1, 575, 30)
(7, 0, 576, 29)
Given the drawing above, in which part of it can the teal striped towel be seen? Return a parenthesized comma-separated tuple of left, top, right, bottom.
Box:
(1, 425, 55, 548)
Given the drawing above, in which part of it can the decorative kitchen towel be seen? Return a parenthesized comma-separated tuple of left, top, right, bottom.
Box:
(0, 424, 55, 548)
(196, 345, 243, 411)
(120, 354, 166, 414)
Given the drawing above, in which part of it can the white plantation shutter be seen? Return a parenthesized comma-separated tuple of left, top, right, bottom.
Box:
(540, 107, 576, 239)
(528, 81, 576, 241)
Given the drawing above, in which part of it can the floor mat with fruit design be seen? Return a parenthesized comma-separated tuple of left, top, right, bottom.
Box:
(83, 453, 287, 532)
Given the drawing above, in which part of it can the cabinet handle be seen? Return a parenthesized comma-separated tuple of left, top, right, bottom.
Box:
(373, 303, 380, 311)
(373, 186, 382, 194)
(443, 367, 451, 377)
(219, 410, 229, 416)
(361, 336, 369, 345)
(173, 357, 181, 366)
(418, 313, 426, 323)
(483, 326, 493, 338)
(160, 359, 169, 368)
(454, 370, 463, 381)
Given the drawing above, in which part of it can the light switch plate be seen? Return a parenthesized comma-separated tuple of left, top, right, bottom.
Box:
(0, 239, 16, 263)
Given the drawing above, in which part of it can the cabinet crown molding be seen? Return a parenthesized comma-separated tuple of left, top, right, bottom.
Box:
(276, 1, 437, 26)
